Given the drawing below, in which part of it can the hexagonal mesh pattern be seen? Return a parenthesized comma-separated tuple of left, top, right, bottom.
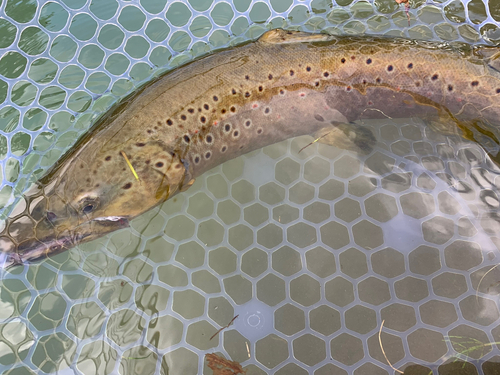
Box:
(1, 0, 500, 374)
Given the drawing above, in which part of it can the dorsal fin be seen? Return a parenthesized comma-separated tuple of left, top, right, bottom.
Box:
(474, 45, 500, 73)
(259, 29, 335, 44)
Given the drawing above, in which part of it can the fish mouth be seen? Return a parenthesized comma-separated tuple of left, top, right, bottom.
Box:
(0, 216, 130, 269)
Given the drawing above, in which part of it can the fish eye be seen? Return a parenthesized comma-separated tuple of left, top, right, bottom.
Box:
(82, 204, 95, 214)
(79, 196, 99, 215)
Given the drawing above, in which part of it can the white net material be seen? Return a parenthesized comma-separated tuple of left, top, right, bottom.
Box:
(0, 0, 500, 374)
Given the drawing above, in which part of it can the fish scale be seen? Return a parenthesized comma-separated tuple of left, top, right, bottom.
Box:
(0, 29, 499, 267)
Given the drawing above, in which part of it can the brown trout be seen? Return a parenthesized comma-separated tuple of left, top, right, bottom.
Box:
(1, 29, 500, 268)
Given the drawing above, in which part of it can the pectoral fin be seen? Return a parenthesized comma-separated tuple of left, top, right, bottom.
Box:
(308, 122, 376, 155)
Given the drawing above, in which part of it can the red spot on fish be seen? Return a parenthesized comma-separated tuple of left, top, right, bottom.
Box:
(194, 130, 199, 134)
(299, 92, 306, 97)
(252, 103, 259, 109)
(277, 115, 281, 119)
(213, 121, 218, 125)
(368, 101, 373, 105)
(396, 87, 401, 91)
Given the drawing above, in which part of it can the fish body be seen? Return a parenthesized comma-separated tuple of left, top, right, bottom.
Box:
(1, 29, 500, 267)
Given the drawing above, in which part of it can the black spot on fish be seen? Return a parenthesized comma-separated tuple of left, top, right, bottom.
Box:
(233, 130, 239, 137)
(105, 156, 111, 161)
(167, 119, 173, 126)
(86, 178, 91, 183)
(204, 104, 209, 111)
(181, 115, 186, 120)
(136, 142, 145, 147)
(496, 88, 500, 94)
(306, 66, 311, 72)
(232, 89, 237, 95)
(376, 78, 381, 83)
(471, 80, 479, 87)
(225, 124, 231, 132)
(245, 75, 249, 80)
(257, 128, 263, 134)
(123, 182, 132, 189)
(156, 162, 164, 168)
(183, 135, 190, 143)
(194, 156, 200, 163)
(245, 92, 250, 98)
(315, 81, 319, 87)
(341, 58, 346, 63)
(415, 81, 421, 87)
(314, 114, 324, 122)
(264, 107, 270, 114)
(221, 109, 226, 114)
(213, 95, 219, 101)
(448, 85, 453, 92)
(147, 129, 152, 134)
(290, 70, 294, 76)
(362, 79, 367, 85)
(95, 183, 100, 188)
(201, 116, 206, 123)
(221, 145, 227, 152)
(206, 135, 213, 143)
(323, 72, 329, 77)
(351, 55, 355, 60)
(346, 86, 352, 92)
(366, 58, 372, 64)
(387, 65, 393, 72)
(205, 152, 211, 159)
(280, 89, 285, 95)
(188, 108, 194, 113)
(258, 86, 263, 92)
(431, 74, 438, 81)
(407, 63, 413, 69)
(268, 74, 273, 80)
(245, 120, 251, 127)
(230, 106, 236, 112)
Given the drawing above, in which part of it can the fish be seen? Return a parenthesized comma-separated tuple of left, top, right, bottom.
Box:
(1, 28, 499, 268)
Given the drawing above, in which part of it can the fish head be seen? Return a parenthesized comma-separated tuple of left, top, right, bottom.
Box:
(0, 137, 190, 269)
(0, 175, 131, 269)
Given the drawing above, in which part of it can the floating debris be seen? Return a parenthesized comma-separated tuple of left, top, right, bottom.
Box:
(120, 151, 140, 181)
(378, 320, 404, 374)
(395, 0, 411, 26)
(205, 353, 245, 375)
(210, 315, 239, 340)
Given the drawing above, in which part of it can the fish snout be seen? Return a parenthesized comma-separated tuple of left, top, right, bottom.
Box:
(0, 214, 130, 269)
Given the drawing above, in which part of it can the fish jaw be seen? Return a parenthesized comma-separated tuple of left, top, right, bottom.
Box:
(0, 214, 130, 269)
